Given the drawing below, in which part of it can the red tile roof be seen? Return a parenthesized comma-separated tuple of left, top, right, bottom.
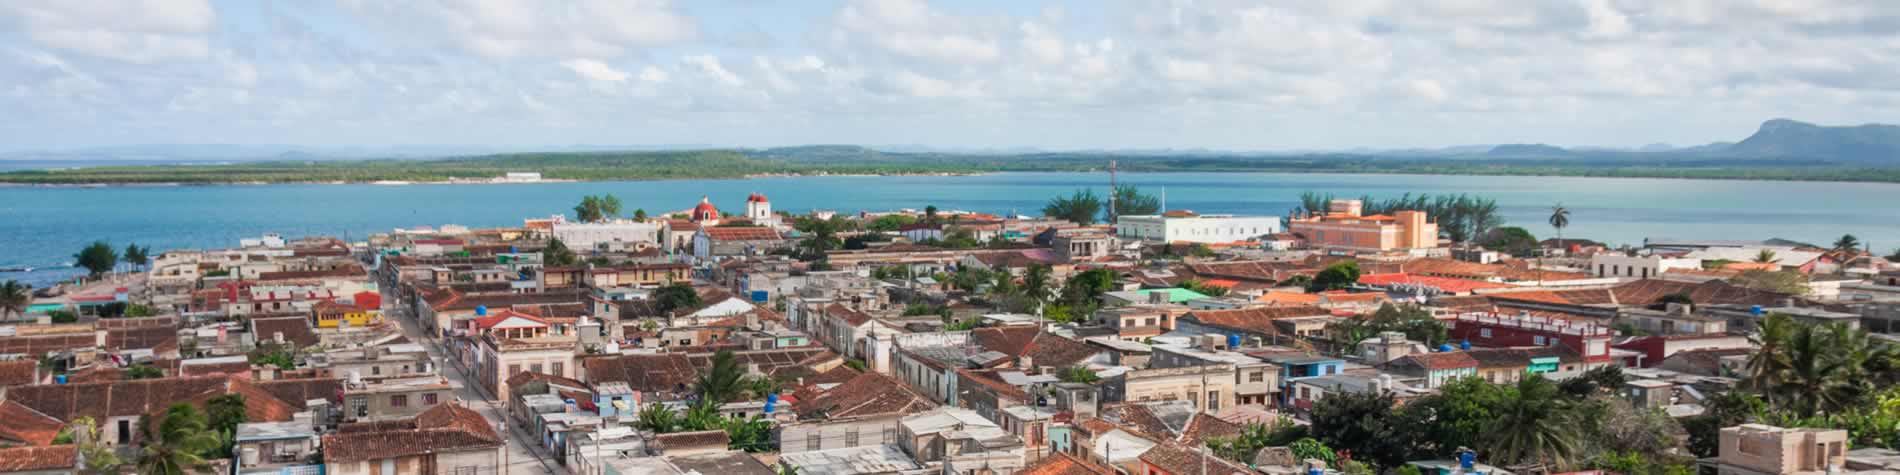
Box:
(794, 372, 934, 419)
(469, 311, 550, 330)
(1181, 306, 1331, 336)
(0, 360, 36, 387)
(1178, 413, 1242, 446)
(1386, 351, 1480, 371)
(323, 404, 501, 463)
(252, 316, 320, 348)
(581, 353, 698, 394)
(1021, 452, 1116, 475)
(1358, 273, 1513, 294)
(6, 376, 303, 426)
(0, 400, 64, 446)
(825, 303, 874, 327)
(702, 227, 783, 241)
(1141, 441, 1253, 475)
(0, 445, 76, 472)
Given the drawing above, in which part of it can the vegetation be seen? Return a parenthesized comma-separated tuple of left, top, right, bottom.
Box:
(635, 399, 776, 452)
(47, 309, 77, 323)
(791, 215, 847, 261)
(74, 241, 119, 277)
(543, 238, 578, 266)
(1548, 203, 1571, 252)
(207, 394, 246, 458)
(1480, 226, 1539, 256)
(653, 281, 703, 315)
(138, 403, 222, 475)
(573, 194, 623, 222)
(1176, 279, 1230, 297)
(1729, 269, 1810, 295)
(1058, 366, 1100, 383)
(1309, 261, 1361, 292)
(865, 214, 918, 232)
(1752, 249, 1781, 264)
(1681, 313, 1900, 455)
(1834, 234, 1862, 254)
(1328, 304, 1449, 351)
(66, 416, 122, 472)
(695, 350, 746, 403)
(125, 364, 165, 379)
(0, 280, 30, 319)
(1207, 416, 1308, 463)
(1109, 185, 1162, 221)
(1298, 192, 1503, 243)
(123, 244, 151, 273)
(248, 343, 296, 370)
(1043, 189, 1104, 225)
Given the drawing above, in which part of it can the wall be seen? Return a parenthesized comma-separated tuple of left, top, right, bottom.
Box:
(778, 416, 904, 454)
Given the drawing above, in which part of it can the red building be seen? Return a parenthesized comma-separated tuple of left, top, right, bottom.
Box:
(1447, 312, 1614, 364)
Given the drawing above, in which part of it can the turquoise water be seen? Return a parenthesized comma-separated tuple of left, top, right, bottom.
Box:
(3, 172, 1896, 286)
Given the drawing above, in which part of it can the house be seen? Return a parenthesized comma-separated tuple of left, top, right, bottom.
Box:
(784, 372, 936, 454)
(1619, 304, 1729, 336)
(1019, 452, 1116, 475)
(1702, 424, 1848, 475)
(898, 223, 944, 242)
(1140, 441, 1255, 475)
(1446, 312, 1615, 370)
(1613, 334, 1752, 368)
(1111, 364, 1237, 414)
(1103, 288, 1211, 307)
(340, 375, 455, 422)
(1149, 338, 1280, 407)
(1286, 374, 1418, 411)
(0, 446, 77, 474)
(234, 418, 322, 474)
(693, 226, 789, 260)
(476, 333, 577, 398)
(321, 404, 503, 475)
(1286, 199, 1437, 252)
(3, 376, 312, 448)
(1379, 351, 1478, 389)
(1116, 210, 1283, 244)
(814, 303, 878, 359)
(1175, 306, 1332, 344)
(312, 293, 382, 329)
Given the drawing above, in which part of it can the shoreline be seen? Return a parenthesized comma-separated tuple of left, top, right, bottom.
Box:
(5, 167, 1900, 187)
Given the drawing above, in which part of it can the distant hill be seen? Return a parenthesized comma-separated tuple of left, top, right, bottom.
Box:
(1728, 119, 1900, 162)
(1486, 144, 1572, 157)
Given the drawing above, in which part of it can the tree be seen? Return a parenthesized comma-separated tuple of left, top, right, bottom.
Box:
(74, 241, 118, 277)
(207, 394, 246, 457)
(1059, 366, 1100, 383)
(866, 214, 918, 232)
(637, 402, 680, 433)
(1110, 185, 1161, 220)
(1753, 249, 1781, 264)
(696, 350, 746, 403)
(633, 208, 648, 221)
(1043, 189, 1103, 225)
(1834, 234, 1862, 254)
(1280, 275, 1313, 289)
(1309, 390, 1416, 468)
(1559, 365, 1627, 397)
(1022, 264, 1054, 304)
(1743, 313, 1797, 403)
(125, 364, 165, 379)
(1480, 227, 1539, 256)
(1208, 417, 1307, 463)
(602, 194, 623, 218)
(0, 280, 29, 320)
(1548, 204, 1570, 253)
(793, 216, 844, 260)
(654, 282, 702, 316)
(1310, 261, 1361, 292)
(67, 416, 122, 472)
(1889, 248, 1900, 262)
(1777, 322, 1868, 417)
(574, 195, 603, 222)
(1485, 377, 1583, 469)
(123, 244, 151, 273)
(249, 344, 296, 371)
(543, 238, 578, 266)
(1729, 269, 1810, 295)
(1289, 437, 1338, 464)
(138, 403, 221, 475)
(1178, 279, 1230, 297)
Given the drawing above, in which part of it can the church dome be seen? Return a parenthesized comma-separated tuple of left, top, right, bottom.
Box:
(691, 196, 720, 221)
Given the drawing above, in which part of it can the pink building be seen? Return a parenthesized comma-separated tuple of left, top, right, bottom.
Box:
(1287, 199, 1437, 252)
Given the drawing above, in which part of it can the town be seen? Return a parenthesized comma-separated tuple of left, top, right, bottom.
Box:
(1, 188, 1897, 475)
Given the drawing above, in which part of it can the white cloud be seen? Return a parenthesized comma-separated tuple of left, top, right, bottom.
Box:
(638, 66, 669, 83)
(682, 55, 744, 87)
(2, 0, 217, 63)
(560, 58, 630, 82)
(336, 0, 697, 59)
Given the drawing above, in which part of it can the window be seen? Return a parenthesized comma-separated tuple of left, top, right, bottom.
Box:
(806, 433, 820, 451)
(1299, 387, 1310, 400)
(531, 363, 544, 374)
(1533, 335, 1546, 345)
(1479, 328, 1492, 338)
(423, 393, 438, 405)
(391, 395, 408, 407)
(552, 362, 563, 376)
(1249, 372, 1264, 383)
(845, 431, 859, 446)
(883, 428, 896, 444)
(350, 396, 368, 417)
(508, 364, 520, 377)
(371, 366, 381, 376)
(1207, 391, 1221, 411)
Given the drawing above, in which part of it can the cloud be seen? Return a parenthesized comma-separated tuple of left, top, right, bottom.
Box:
(560, 58, 630, 82)
(335, 0, 697, 59)
(682, 55, 744, 86)
(2, 0, 217, 63)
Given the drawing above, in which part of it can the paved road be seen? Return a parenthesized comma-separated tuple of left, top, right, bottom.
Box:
(384, 302, 564, 475)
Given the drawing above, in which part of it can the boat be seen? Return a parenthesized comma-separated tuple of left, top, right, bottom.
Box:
(0, 266, 31, 273)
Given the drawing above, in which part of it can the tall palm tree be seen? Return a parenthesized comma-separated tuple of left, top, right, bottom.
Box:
(138, 404, 221, 475)
(1752, 249, 1781, 264)
(1484, 377, 1581, 469)
(0, 280, 30, 320)
(1022, 264, 1053, 304)
(695, 350, 745, 404)
(1743, 313, 1797, 404)
(1547, 204, 1570, 254)
(1834, 234, 1861, 254)
(1778, 323, 1868, 417)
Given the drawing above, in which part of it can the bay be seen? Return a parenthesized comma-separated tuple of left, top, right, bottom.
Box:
(3, 172, 1896, 286)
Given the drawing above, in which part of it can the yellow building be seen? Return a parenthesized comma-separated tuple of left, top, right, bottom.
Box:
(313, 296, 381, 328)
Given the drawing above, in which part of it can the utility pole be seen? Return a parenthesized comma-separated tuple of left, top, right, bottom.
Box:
(1108, 160, 1119, 224)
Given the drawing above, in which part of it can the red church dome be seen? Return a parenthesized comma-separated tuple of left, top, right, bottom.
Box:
(691, 196, 720, 222)
(747, 192, 769, 203)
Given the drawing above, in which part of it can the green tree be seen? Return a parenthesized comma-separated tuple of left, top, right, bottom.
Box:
(73, 241, 119, 277)
(866, 214, 918, 232)
(1484, 377, 1583, 469)
(1208, 417, 1307, 463)
(67, 416, 122, 472)
(1729, 269, 1809, 295)
(695, 350, 746, 403)
(123, 244, 151, 272)
(1777, 322, 1869, 417)
(1309, 390, 1416, 468)
(125, 364, 165, 379)
(543, 238, 579, 266)
(1548, 203, 1570, 253)
(574, 195, 603, 222)
(1279, 275, 1313, 289)
(207, 394, 246, 457)
(1059, 366, 1099, 383)
(1043, 189, 1103, 225)
(1289, 437, 1337, 464)
(1480, 226, 1539, 256)
(1022, 264, 1054, 303)
(0, 280, 30, 320)
(1310, 261, 1361, 292)
(1109, 185, 1161, 221)
(950, 267, 993, 294)
(653, 282, 703, 315)
(1559, 365, 1628, 397)
(602, 194, 623, 218)
(923, 206, 940, 226)
(723, 413, 775, 452)
(1177, 279, 1230, 297)
(1753, 249, 1781, 264)
(793, 216, 845, 260)
(637, 402, 680, 433)
(249, 344, 296, 371)
(633, 208, 648, 221)
(1835, 234, 1862, 254)
(138, 403, 222, 475)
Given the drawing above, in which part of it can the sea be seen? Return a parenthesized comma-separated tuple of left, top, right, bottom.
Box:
(3, 172, 1896, 287)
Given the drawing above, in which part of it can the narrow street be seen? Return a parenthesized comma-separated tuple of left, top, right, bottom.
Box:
(383, 300, 565, 475)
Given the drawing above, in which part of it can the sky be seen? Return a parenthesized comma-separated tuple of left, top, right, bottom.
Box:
(2, 0, 1898, 152)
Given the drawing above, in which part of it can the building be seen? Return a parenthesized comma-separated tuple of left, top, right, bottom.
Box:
(1591, 254, 1702, 279)
(340, 375, 455, 422)
(784, 372, 937, 454)
(1379, 351, 1478, 389)
(1149, 338, 1280, 407)
(234, 418, 322, 474)
(552, 219, 661, 250)
(1111, 364, 1236, 414)
(1447, 312, 1614, 370)
(693, 227, 790, 260)
(1286, 199, 1437, 252)
(1140, 441, 1254, 475)
(1704, 424, 1848, 475)
(744, 193, 774, 222)
(1116, 210, 1282, 244)
(321, 404, 503, 475)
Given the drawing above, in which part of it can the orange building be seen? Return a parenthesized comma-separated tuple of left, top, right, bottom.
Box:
(1287, 199, 1437, 252)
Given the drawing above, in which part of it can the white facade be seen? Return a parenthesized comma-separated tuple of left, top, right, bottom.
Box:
(1591, 254, 1701, 279)
(747, 199, 772, 221)
(1115, 214, 1282, 244)
(552, 221, 660, 250)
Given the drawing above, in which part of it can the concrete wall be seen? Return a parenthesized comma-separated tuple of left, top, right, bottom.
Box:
(779, 416, 904, 454)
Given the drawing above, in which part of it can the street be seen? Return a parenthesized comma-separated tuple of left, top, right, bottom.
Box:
(383, 300, 564, 475)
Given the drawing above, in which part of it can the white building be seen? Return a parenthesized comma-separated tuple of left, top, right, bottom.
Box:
(501, 172, 543, 182)
(1590, 254, 1701, 279)
(1115, 212, 1282, 244)
(551, 220, 660, 250)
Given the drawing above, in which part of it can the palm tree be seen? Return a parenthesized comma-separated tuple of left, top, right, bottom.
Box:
(1743, 313, 1797, 404)
(0, 280, 30, 320)
(1752, 249, 1781, 264)
(1547, 204, 1570, 255)
(694, 350, 745, 404)
(138, 403, 221, 475)
(1834, 234, 1861, 254)
(1022, 264, 1053, 304)
(1777, 323, 1868, 417)
(1484, 377, 1581, 469)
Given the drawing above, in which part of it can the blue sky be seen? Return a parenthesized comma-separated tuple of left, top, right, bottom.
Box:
(3, 0, 1898, 152)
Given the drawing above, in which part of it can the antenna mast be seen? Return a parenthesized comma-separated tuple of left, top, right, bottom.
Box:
(1108, 160, 1118, 224)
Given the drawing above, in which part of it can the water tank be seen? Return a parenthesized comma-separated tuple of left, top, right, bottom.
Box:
(54, 374, 66, 384)
(241, 446, 260, 466)
(1460, 340, 1471, 351)
(1438, 343, 1454, 352)
(765, 394, 778, 414)
(475, 305, 488, 316)
(1227, 334, 1241, 349)
(1750, 305, 1763, 316)
(348, 370, 361, 385)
